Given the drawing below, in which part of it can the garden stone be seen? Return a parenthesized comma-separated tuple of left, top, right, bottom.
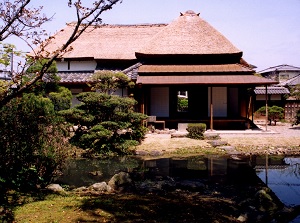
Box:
(89, 182, 112, 192)
(108, 172, 132, 191)
(208, 140, 228, 147)
(46, 184, 64, 192)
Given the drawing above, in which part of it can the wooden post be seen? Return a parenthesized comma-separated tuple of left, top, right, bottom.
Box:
(265, 153, 268, 185)
(210, 87, 213, 131)
(265, 85, 268, 132)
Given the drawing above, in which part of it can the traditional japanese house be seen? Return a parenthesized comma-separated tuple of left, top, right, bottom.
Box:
(39, 10, 277, 130)
(131, 10, 277, 129)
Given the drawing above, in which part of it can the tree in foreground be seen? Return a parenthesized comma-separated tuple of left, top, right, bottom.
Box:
(0, 93, 70, 196)
(60, 71, 147, 156)
(255, 105, 284, 125)
(0, 0, 122, 107)
(0, 1, 122, 220)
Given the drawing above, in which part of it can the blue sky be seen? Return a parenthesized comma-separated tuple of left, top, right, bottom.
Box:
(7, 0, 300, 72)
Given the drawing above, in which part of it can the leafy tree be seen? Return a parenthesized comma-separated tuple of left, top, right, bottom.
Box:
(177, 97, 188, 112)
(90, 70, 135, 94)
(0, 0, 122, 107)
(49, 86, 73, 111)
(0, 93, 70, 200)
(60, 73, 147, 155)
(256, 105, 284, 125)
(289, 84, 300, 100)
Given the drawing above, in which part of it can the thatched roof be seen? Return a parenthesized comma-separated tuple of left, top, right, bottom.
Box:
(37, 23, 166, 60)
(136, 10, 242, 57)
(36, 10, 243, 61)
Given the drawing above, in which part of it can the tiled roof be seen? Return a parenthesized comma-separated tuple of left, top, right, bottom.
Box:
(254, 87, 290, 95)
(57, 72, 94, 84)
(138, 64, 253, 73)
(122, 63, 142, 80)
(278, 74, 300, 87)
(57, 67, 140, 83)
(137, 75, 278, 85)
(258, 64, 300, 73)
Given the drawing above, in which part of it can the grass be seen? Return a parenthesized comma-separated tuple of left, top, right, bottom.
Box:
(12, 190, 240, 223)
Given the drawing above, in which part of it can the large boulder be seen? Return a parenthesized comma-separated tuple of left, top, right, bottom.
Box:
(89, 182, 112, 192)
(108, 172, 133, 191)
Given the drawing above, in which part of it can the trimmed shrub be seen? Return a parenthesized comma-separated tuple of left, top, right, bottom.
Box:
(186, 123, 206, 140)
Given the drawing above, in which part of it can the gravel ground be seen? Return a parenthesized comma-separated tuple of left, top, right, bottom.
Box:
(136, 122, 300, 155)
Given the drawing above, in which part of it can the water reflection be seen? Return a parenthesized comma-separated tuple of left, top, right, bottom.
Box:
(56, 155, 300, 208)
(255, 156, 300, 206)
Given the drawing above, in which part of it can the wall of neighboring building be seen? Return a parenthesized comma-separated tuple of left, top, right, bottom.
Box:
(57, 60, 97, 72)
(285, 101, 300, 122)
(262, 70, 300, 83)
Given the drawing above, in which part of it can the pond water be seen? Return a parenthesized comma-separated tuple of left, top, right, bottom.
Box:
(255, 156, 300, 223)
(55, 155, 300, 221)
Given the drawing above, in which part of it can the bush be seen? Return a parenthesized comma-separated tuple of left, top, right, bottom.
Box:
(292, 109, 300, 126)
(60, 92, 147, 155)
(186, 123, 206, 140)
(255, 105, 284, 125)
(0, 93, 70, 197)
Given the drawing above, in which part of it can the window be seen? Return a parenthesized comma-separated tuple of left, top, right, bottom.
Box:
(177, 90, 188, 112)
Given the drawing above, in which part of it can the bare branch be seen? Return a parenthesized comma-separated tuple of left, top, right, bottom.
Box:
(0, 0, 122, 107)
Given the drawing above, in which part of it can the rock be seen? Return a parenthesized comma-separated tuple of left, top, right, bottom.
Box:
(237, 213, 248, 222)
(208, 140, 228, 147)
(89, 182, 112, 192)
(46, 184, 64, 192)
(255, 188, 279, 212)
(204, 132, 220, 140)
(171, 132, 187, 138)
(108, 172, 132, 191)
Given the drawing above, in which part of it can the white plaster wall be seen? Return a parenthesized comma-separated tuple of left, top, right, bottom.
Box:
(56, 60, 97, 72)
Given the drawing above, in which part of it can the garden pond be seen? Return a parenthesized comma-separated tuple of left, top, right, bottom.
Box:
(55, 154, 300, 222)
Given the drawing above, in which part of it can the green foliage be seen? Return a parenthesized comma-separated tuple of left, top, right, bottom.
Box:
(60, 92, 147, 155)
(256, 105, 284, 125)
(186, 123, 206, 140)
(90, 70, 134, 94)
(26, 58, 58, 74)
(177, 97, 188, 112)
(0, 43, 21, 66)
(292, 109, 300, 126)
(289, 84, 300, 100)
(0, 93, 69, 197)
(49, 86, 72, 111)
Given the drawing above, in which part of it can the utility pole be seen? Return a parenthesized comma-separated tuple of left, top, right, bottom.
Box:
(10, 48, 13, 77)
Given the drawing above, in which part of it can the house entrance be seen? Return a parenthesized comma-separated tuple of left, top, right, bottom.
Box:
(208, 87, 227, 117)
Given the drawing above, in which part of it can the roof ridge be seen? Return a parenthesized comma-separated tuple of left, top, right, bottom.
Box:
(66, 22, 167, 29)
(258, 64, 300, 73)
